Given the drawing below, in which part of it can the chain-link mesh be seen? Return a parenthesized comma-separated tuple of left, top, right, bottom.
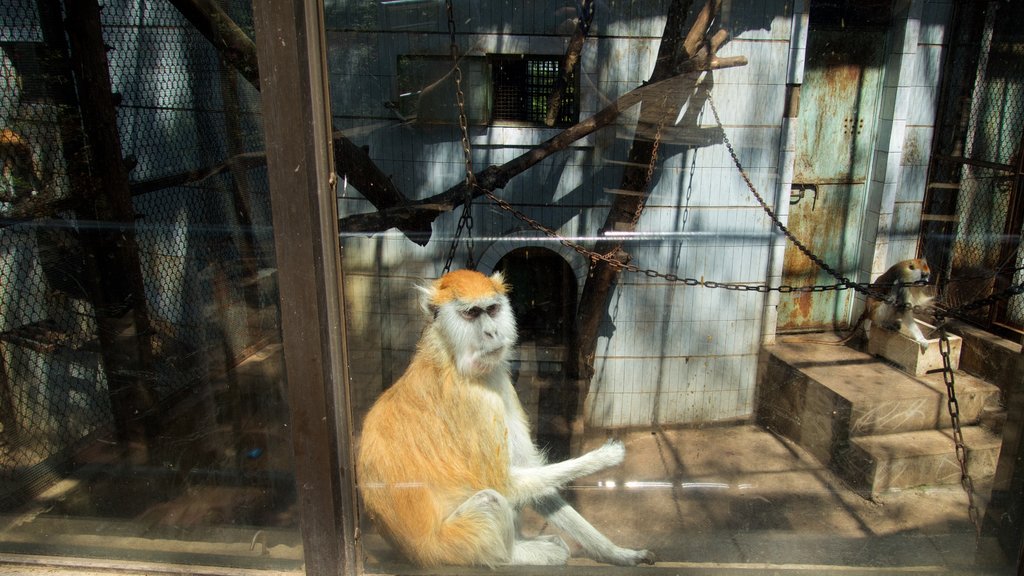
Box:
(0, 0, 277, 509)
(924, 0, 1024, 335)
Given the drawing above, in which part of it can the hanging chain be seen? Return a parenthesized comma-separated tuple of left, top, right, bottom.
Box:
(633, 97, 668, 225)
(479, 87, 1024, 314)
(443, 0, 476, 274)
(704, 92, 885, 301)
(938, 323, 981, 533)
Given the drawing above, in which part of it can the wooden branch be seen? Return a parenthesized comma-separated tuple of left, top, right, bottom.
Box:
(168, 0, 260, 90)
(165, 0, 430, 242)
(336, 71, 703, 237)
(332, 132, 432, 244)
(129, 151, 267, 196)
(683, 0, 722, 57)
(545, 0, 595, 127)
(336, 38, 746, 237)
(572, 0, 725, 387)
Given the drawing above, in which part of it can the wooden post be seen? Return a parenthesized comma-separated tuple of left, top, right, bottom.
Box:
(61, 0, 158, 457)
(252, 1, 357, 574)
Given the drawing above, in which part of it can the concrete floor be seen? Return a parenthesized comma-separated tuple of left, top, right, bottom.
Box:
(364, 423, 1015, 575)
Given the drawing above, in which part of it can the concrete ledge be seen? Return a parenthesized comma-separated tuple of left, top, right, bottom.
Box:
(843, 427, 1000, 496)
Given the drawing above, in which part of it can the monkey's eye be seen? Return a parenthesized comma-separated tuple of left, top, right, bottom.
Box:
(486, 304, 500, 317)
(460, 307, 484, 320)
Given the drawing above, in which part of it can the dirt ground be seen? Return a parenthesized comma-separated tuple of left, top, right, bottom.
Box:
(363, 423, 1013, 575)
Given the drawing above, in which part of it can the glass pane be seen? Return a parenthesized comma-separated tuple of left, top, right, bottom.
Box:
(0, 0, 302, 571)
(329, 0, 1024, 574)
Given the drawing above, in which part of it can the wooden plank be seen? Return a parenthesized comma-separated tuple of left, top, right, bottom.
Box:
(251, 2, 357, 575)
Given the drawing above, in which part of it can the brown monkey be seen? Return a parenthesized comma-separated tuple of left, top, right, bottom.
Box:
(795, 258, 935, 349)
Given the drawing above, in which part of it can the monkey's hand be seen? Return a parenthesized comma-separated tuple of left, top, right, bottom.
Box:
(588, 439, 626, 469)
(608, 547, 656, 566)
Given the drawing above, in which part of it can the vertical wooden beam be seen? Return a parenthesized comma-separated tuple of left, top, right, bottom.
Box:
(62, 0, 158, 455)
(251, 2, 356, 575)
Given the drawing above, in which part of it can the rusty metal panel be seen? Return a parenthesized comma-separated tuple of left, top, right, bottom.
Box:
(777, 24, 887, 331)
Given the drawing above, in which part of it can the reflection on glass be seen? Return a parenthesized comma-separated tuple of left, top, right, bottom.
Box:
(329, 0, 1024, 574)
(0, 0, 301, 571)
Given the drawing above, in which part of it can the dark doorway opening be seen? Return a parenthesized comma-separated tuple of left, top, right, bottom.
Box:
(495, 248, 577, 459)
(495, 247, 576, 344)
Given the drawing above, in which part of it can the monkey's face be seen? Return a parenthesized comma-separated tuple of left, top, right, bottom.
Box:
(903, 259, 931, 283)
(422, 270, 519, 377)
(436, 292, 517, 376)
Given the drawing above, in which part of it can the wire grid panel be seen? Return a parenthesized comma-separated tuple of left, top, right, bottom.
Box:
(940, 1, 1024, 331)
(0, 0, 276, 507)
(1, 2, 109, 500)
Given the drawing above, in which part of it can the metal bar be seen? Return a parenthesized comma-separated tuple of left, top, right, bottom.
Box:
(932, 153, 1015, 173)
(251, 2, 356, 575)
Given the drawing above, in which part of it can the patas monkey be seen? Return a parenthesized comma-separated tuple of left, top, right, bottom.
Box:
(805, 258, 935, 349)
(358, 270, 654, 568)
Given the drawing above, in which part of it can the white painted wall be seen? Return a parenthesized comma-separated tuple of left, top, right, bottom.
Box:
(329, 0, 947, 428)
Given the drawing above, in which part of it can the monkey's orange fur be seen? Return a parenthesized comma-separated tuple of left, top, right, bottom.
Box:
(430, 269, 507, 305)
(0, 129, 33, 172)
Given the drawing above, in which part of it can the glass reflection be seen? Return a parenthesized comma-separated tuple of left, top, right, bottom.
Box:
(0, 0, 301, 570)
(328, 0, 1024, 574)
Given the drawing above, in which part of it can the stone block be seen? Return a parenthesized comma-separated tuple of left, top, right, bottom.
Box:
(867, 320, 961, 376)
(842, 427, 1000, 496)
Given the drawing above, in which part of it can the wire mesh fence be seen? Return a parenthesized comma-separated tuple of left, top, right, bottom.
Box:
(924, 0, 1024, 336)
(0, 0, 278, 509)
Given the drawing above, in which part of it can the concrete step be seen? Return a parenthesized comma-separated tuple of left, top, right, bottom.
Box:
(841, 427, 1001, 496)
(757, 339, 1003, 493)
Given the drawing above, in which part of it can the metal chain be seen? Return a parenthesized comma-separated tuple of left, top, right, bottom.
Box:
(704, 92, 886, 301)
(478, 88, 1024, 316)
(633, 97, 668, 225)
(938, 324, 981, 533)
(443, 0, 476, 274)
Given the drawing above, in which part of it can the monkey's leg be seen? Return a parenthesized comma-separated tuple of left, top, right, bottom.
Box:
(509, 534, 571, 565)
(510, 440, 624, 503)
(535, 494, 655, 566)
(899, 308, 930, 349)
(423, 489, 516, 567)
(435, 489, 570, 566)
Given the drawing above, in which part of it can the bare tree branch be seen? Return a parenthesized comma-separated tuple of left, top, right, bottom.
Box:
(168, 0, 260, 89)
(545, 0, 595, 127)
(336, 51, 744, 237)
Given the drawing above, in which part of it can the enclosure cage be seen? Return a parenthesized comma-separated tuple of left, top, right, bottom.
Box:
(0, 0, 1023, 575)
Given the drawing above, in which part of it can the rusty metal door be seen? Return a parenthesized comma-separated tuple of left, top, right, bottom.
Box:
(777, 15, 888, 331)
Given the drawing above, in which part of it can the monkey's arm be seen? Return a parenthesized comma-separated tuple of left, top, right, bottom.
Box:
(508, 440, 624, 506)
(534, 494, 655, 566)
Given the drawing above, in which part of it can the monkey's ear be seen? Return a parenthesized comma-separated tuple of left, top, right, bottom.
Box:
(489, 270, 509, 294)
(415, 283, 438, 320)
